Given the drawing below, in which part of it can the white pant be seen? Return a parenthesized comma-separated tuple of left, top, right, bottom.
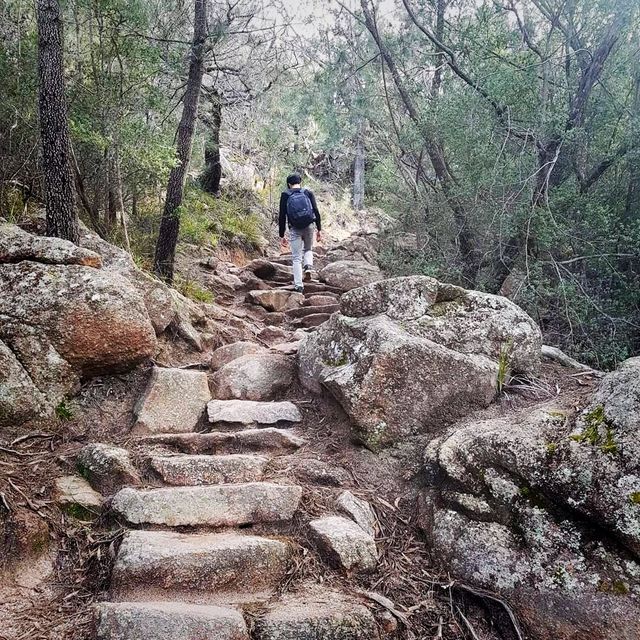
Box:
(290, 224, 314, 286)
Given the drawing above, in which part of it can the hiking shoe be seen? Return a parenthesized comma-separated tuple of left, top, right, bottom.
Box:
(303, 265, 313, 281)
(294, 285, 304, 293)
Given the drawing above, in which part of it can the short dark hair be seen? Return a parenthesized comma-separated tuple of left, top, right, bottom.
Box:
(286, 173, 302, 187)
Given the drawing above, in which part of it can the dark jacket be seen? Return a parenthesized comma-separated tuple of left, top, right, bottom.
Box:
(279, 187, 321, 237)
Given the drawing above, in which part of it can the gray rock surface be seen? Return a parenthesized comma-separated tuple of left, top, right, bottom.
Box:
(0, 231, 157, 427)
(207, 399, 302, 426)
(140, 428, 305, 455)
(77, 443, 141, 494)
(309, 516, 377, 572)
(298, 275, 541, 449)
(337, 491, 377, 538)
(420, 358, 640, 640)
(95, 601, 249, 640)
(132, 367, 211, 435)
(0, 223, 102, 267)
(318, 260, 383, 291)
(112, 482, 302, 527)
(246, 289, 304, 312)
(210, 341, 267, 371)
(254, 587, 379, 640)
(112, 530, 291, 602)
(150, 454, 268, 485)
(211, 353, 295, 401)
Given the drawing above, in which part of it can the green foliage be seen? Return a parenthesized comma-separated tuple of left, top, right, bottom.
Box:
(55, 400, 73, 421)
(497, 340, 513, 394)
(175, 278, 214, 303)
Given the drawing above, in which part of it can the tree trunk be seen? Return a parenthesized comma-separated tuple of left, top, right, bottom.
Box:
(153, 0, 207, 282)
(37, 0, 80, 244)
(352, 120, 365, 210)
(201, 89, 222, 196)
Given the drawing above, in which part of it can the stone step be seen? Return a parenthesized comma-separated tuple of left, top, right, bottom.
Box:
(111, 530, 291, 604)
(95, 601, 249, 640)
(150, 454, 268, 485)
(207, 399, 302, 426)
(254, 587, 379, 640)
(111, 482, 302, 527)
(291, 313, 332, 328)
(301, 282, 345, 295)
(304, 294, 340, 307)
(139, 428, 305, 455)
(286, 304, 340, 319)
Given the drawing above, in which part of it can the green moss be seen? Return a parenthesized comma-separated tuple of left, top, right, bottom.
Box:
(61, 503, 95, 521)
(359, 422, 388, 453)
(570, 404, 619, 455)
(55, 400, 73, 421)
(598, 579, 630, 595)
(545, 442, 558, 455)
(323, 353, 348, 367)
(519, 485, 545, 508)
(629, 492, 640, 505)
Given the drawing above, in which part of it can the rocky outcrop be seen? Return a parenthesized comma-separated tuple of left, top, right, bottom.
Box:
(420, 357, 640, 640)
(0, 224, 157, 428)
(299, 275, 541, 449)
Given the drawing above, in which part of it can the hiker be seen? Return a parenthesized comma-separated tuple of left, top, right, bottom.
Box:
(279, 173, 322, 292)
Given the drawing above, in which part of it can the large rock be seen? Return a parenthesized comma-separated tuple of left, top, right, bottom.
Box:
(319, 260, 383, 291)
(132, 367, 211, 435)
(0, 225, 157, 428)
(0, 261, 155, 376)
(210, 341, 267, 371)
(420, 358, 640, 640)
(211, 353, 295, 401)
(0, 222, 102, 267)
(246, 289, 304, 312)
(298, 276, 541, 449)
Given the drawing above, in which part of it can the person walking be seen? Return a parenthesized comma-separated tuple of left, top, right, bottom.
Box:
(279, 173, 322, 292)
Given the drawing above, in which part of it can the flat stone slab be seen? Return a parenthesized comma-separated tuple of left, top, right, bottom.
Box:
(112, 530, 291, 602)
(55, 475, 103, 510)
(132, 368, 211, 435)
(308, 516, 377, 572)
(112, 482, 302, 527)
(151, 454, 268, 485)
(95, 601, 248, 640)
(336, 491, 377, 538)
(140, 428, 305, 455)
(254, 588, 379, 640)
(286, 304, 340, 319)
(207, 400, 302, 426)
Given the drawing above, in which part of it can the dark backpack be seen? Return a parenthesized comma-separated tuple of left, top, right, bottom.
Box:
(285, 189, 316, 229)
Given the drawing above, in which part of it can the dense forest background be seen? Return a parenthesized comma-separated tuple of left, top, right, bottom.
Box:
(1, 0, 639, 366)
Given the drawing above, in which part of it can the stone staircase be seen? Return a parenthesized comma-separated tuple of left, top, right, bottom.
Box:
(89, 255, 384, 639)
